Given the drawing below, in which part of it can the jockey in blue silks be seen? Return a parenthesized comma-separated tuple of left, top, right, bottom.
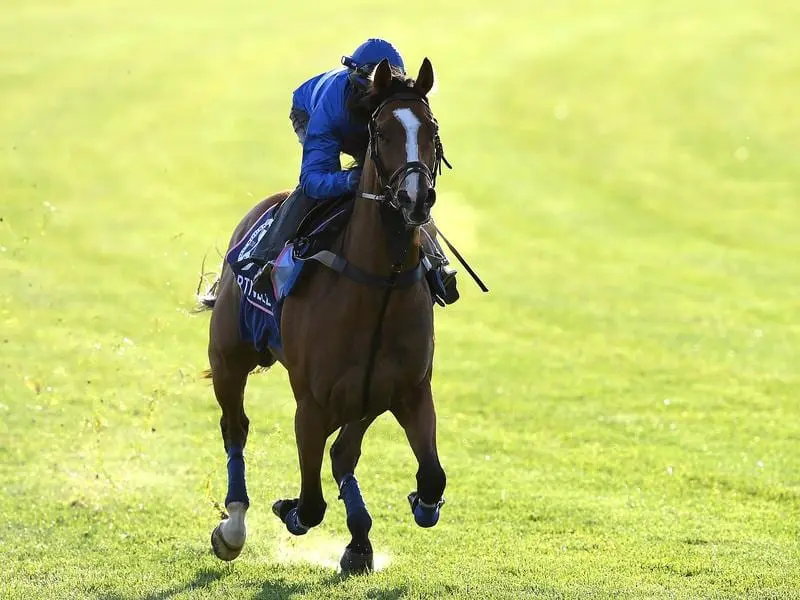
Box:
(253, 38, 458, 304)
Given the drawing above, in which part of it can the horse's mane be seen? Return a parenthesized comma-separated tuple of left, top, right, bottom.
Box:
(342, 67, 425, 166)
(348, 66, 422, 124)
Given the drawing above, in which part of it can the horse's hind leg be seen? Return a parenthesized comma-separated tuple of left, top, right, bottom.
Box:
(209, 358, 255, 560)
(330, 417, 377, 574)
(392, 379, 447, 528)
(208, 272, 260, 561)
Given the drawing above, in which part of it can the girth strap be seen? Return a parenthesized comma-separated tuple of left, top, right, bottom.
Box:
(303, 250, 427, 289)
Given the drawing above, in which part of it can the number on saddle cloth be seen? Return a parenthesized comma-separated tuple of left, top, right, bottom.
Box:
(224, 192, 356, 353)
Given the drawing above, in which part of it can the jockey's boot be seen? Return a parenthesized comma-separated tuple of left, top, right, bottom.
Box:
(438, 264, 459, 305)
(252, 188, 315, 293)
(421, 222, 459, 305)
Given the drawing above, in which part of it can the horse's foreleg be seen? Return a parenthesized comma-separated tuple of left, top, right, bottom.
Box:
(392, 380, 446, 528)
(273, 401, 328, 535)
(330, 418, 377, 574)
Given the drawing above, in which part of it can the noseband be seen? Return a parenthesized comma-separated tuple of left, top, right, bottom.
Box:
(362, 91, 451, 209)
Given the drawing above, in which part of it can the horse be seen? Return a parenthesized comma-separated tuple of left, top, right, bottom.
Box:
(201, 57, 447, 575)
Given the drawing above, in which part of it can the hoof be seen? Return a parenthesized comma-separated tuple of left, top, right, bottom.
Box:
(211, 523, 243, 561)
(340, 546, 374, 576)
(284, 507, 310, 536)
(272, 498, 298, 522)
(408, 491, 445, 528)
(272, 499, 309, 536)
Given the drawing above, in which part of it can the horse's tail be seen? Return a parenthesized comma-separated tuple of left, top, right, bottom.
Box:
(194, 252, 221, 312)
(195, 293, 217, 311)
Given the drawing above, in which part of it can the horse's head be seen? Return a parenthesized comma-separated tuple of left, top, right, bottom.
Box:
(364, 58, 445, 227)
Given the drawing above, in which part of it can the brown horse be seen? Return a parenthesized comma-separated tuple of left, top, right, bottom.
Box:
(203, 58, 447, 574)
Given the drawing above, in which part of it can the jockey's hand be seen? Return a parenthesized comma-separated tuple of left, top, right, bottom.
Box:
(346, 168, 363, 191)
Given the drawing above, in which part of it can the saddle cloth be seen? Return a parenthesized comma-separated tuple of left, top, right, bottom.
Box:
(226, 197, 353, 350)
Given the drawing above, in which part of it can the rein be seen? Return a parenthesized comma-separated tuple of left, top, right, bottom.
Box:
(360, 242, 410, 421)
(357, 91, 445, 420)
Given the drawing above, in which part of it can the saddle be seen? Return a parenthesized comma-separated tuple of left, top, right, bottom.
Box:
(226, 195, 353, 351)
(292, 194, 355, 259)
(227, 192, 449, 352)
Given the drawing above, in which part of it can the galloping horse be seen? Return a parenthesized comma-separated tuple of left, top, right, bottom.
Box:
(202, 58, 447, 574)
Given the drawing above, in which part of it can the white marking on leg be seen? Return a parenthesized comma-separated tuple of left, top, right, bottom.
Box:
(220, 501, 248, 548)
(392, 107, 421, 198)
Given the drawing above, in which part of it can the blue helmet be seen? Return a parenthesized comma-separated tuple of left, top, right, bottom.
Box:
(342, 38, 405, 73)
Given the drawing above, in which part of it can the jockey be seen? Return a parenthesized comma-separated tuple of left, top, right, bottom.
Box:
(253, 38, 458, 304)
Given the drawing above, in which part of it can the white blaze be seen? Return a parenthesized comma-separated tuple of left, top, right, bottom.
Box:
(392, 107, 422, 198)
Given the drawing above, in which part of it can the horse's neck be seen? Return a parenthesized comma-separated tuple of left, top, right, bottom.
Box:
(342, 175, 420, 276)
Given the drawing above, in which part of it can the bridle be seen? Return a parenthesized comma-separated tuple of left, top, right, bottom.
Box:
(296, 83, 482, 422)
(352, 89, 452, 422)
(361, 91, 451, 211)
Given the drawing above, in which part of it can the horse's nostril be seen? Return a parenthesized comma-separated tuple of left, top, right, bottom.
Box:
(396, 190, 411, 205)
(426, 188, 436, 205)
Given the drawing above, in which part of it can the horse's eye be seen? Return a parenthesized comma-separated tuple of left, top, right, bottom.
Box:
(375, 128, 388, 142)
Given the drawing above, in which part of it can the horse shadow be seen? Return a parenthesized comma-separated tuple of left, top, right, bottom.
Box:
(255, 579, 406, 600)
(96, 567, 227, 600)
(96, 564, 407, 600)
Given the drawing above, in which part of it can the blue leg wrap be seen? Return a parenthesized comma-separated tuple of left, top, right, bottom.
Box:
(284, 507, 309, 536)
(225, 446, 249, 507)
(339, 473, 372, 535)
(409, 492, 443, 528)
(413, 502, 441, 528)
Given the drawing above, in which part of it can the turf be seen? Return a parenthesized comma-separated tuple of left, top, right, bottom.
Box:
(1, 0, 799, 598)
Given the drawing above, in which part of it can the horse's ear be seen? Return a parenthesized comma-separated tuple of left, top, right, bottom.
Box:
(414, 57, 435, 96)
(372, 59, 392, 92)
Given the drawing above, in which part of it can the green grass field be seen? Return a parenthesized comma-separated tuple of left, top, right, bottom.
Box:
(2, 0, 799, 598)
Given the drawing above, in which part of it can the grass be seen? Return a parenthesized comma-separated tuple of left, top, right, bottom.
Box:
(1, 0, 799, 598)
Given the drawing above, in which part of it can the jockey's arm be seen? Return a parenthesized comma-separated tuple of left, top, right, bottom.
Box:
(299, 95, 359, 200)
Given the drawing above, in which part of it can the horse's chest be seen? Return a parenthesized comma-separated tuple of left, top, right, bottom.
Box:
(319, 311, 432, 372)
(283, 294, 433, 402)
